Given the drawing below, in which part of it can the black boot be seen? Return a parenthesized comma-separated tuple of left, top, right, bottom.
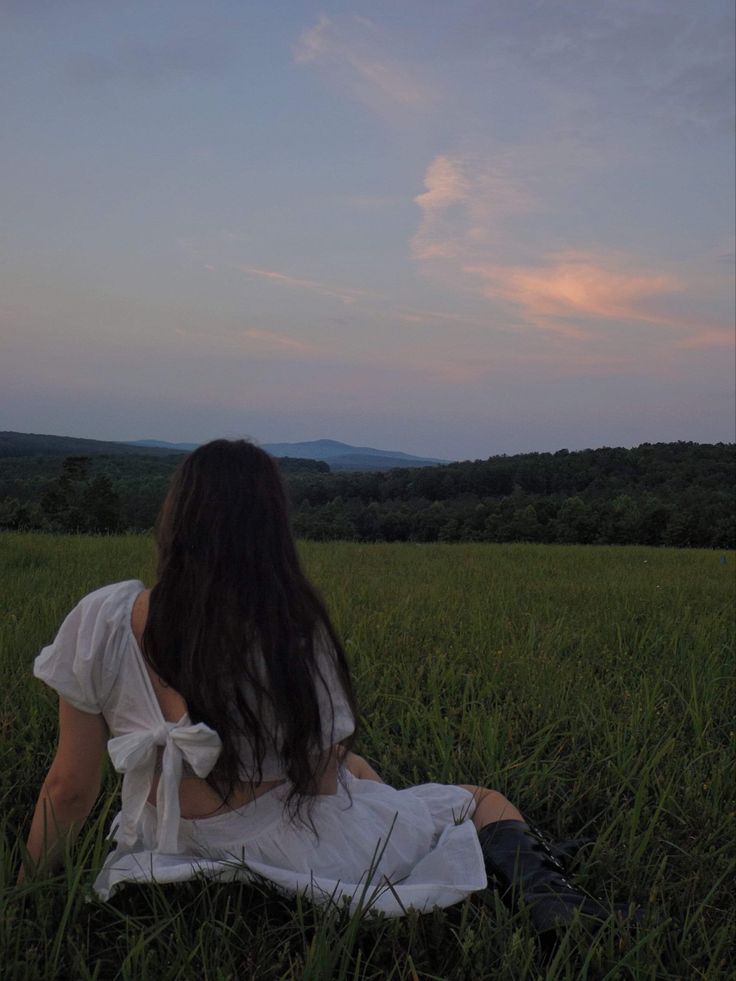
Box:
(477, 820, 641, 939)
(524, 819, 594, 872)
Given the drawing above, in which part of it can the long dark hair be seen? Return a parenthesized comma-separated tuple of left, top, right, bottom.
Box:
(142, 439, 357, 814)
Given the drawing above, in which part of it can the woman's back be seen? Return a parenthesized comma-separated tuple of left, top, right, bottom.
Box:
(139, 439, 357, 815)
(130, 590, 287, 819)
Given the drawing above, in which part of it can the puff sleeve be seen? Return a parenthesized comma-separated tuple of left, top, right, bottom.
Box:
(33, 582, 135, 714)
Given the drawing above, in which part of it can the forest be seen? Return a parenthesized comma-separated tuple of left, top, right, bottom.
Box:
(0, 442, 733, 547)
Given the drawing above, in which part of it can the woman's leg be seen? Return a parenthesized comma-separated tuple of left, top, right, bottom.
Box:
(465, 790, 643, 940)
(458, 785, 525, 828)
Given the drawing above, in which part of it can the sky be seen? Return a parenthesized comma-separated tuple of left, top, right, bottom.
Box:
(1, 0, 734, 461)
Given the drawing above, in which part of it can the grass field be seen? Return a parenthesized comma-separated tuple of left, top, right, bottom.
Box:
(1, 532, 734, 980)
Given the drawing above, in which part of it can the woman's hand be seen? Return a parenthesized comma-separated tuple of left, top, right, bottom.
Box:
(19, 698, 107, 882)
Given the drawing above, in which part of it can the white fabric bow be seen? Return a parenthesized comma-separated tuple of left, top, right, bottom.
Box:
(107, 718, 222, 854)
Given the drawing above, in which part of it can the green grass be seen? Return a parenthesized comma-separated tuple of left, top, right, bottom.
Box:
(1, 532, 734, 979)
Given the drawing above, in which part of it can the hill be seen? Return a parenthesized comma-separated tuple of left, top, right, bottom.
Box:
(262, 439, 447, 469)
(125, 439, 198, 452)
(128, 437, 448, 471)
(1, 432, 447, 472)
(0, 431, 186, 459)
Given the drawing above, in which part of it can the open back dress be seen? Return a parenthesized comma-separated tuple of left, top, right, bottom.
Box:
(33, 581, 486, 916)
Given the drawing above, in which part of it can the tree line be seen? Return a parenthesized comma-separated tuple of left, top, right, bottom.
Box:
(287, 443, 734, 547)
(0, 442, 733, 547)
(0, 454, 327, 534)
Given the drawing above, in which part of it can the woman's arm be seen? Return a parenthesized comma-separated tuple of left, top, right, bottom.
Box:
(312, 748, 384, 795)
(342, 751, 384, 782)
(19, 698, 108, 882)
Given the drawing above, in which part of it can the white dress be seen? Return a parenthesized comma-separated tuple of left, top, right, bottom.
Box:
(33, 581, 487, 916)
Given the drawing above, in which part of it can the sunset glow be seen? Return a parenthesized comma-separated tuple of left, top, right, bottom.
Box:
(1, 2, 733, 458)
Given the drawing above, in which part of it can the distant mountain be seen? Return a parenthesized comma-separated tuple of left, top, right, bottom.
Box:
(0, 431, 447, 473)
(127, 439, 199, 451)
(262, 439, 447, 464)
(126, 438, 448, 471)
(0, 431, 186, 459)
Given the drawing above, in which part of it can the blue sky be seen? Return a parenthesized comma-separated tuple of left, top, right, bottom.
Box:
(1, 0, 733, 460)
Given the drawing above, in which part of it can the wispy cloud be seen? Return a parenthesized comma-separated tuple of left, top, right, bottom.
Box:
(411, 153, 538, 261)
(239, 264, 491, 330)
(294, 15, 435, 115)
(412, 156, 470, 260)
(238, 265, 382, 304)
(242, 328, 316, 355)
(675, 328, 735, 350)
(464, 255, 682, 331)
(197, 251, 493, 333)
(395, 306, 489, 328)
(460, 2, 735, 133)
(409, 153, 725, 345)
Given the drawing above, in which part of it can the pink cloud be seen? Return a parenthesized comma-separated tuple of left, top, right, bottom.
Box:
(395, 306, 486, 327)
(238, 265, 382, 304)
(675, 327, 735, 350)
(413, 155, 470, 211)
(411, 153, 538, 261)
(412, 156, 470, 260)
(464, 256, 682, 331)
(242, 328, 316, 355)
(409, 155, 730, 352)
(294, 15, 433, 113)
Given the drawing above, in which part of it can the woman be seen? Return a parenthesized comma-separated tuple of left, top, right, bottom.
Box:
(23, 440, 636, 935)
